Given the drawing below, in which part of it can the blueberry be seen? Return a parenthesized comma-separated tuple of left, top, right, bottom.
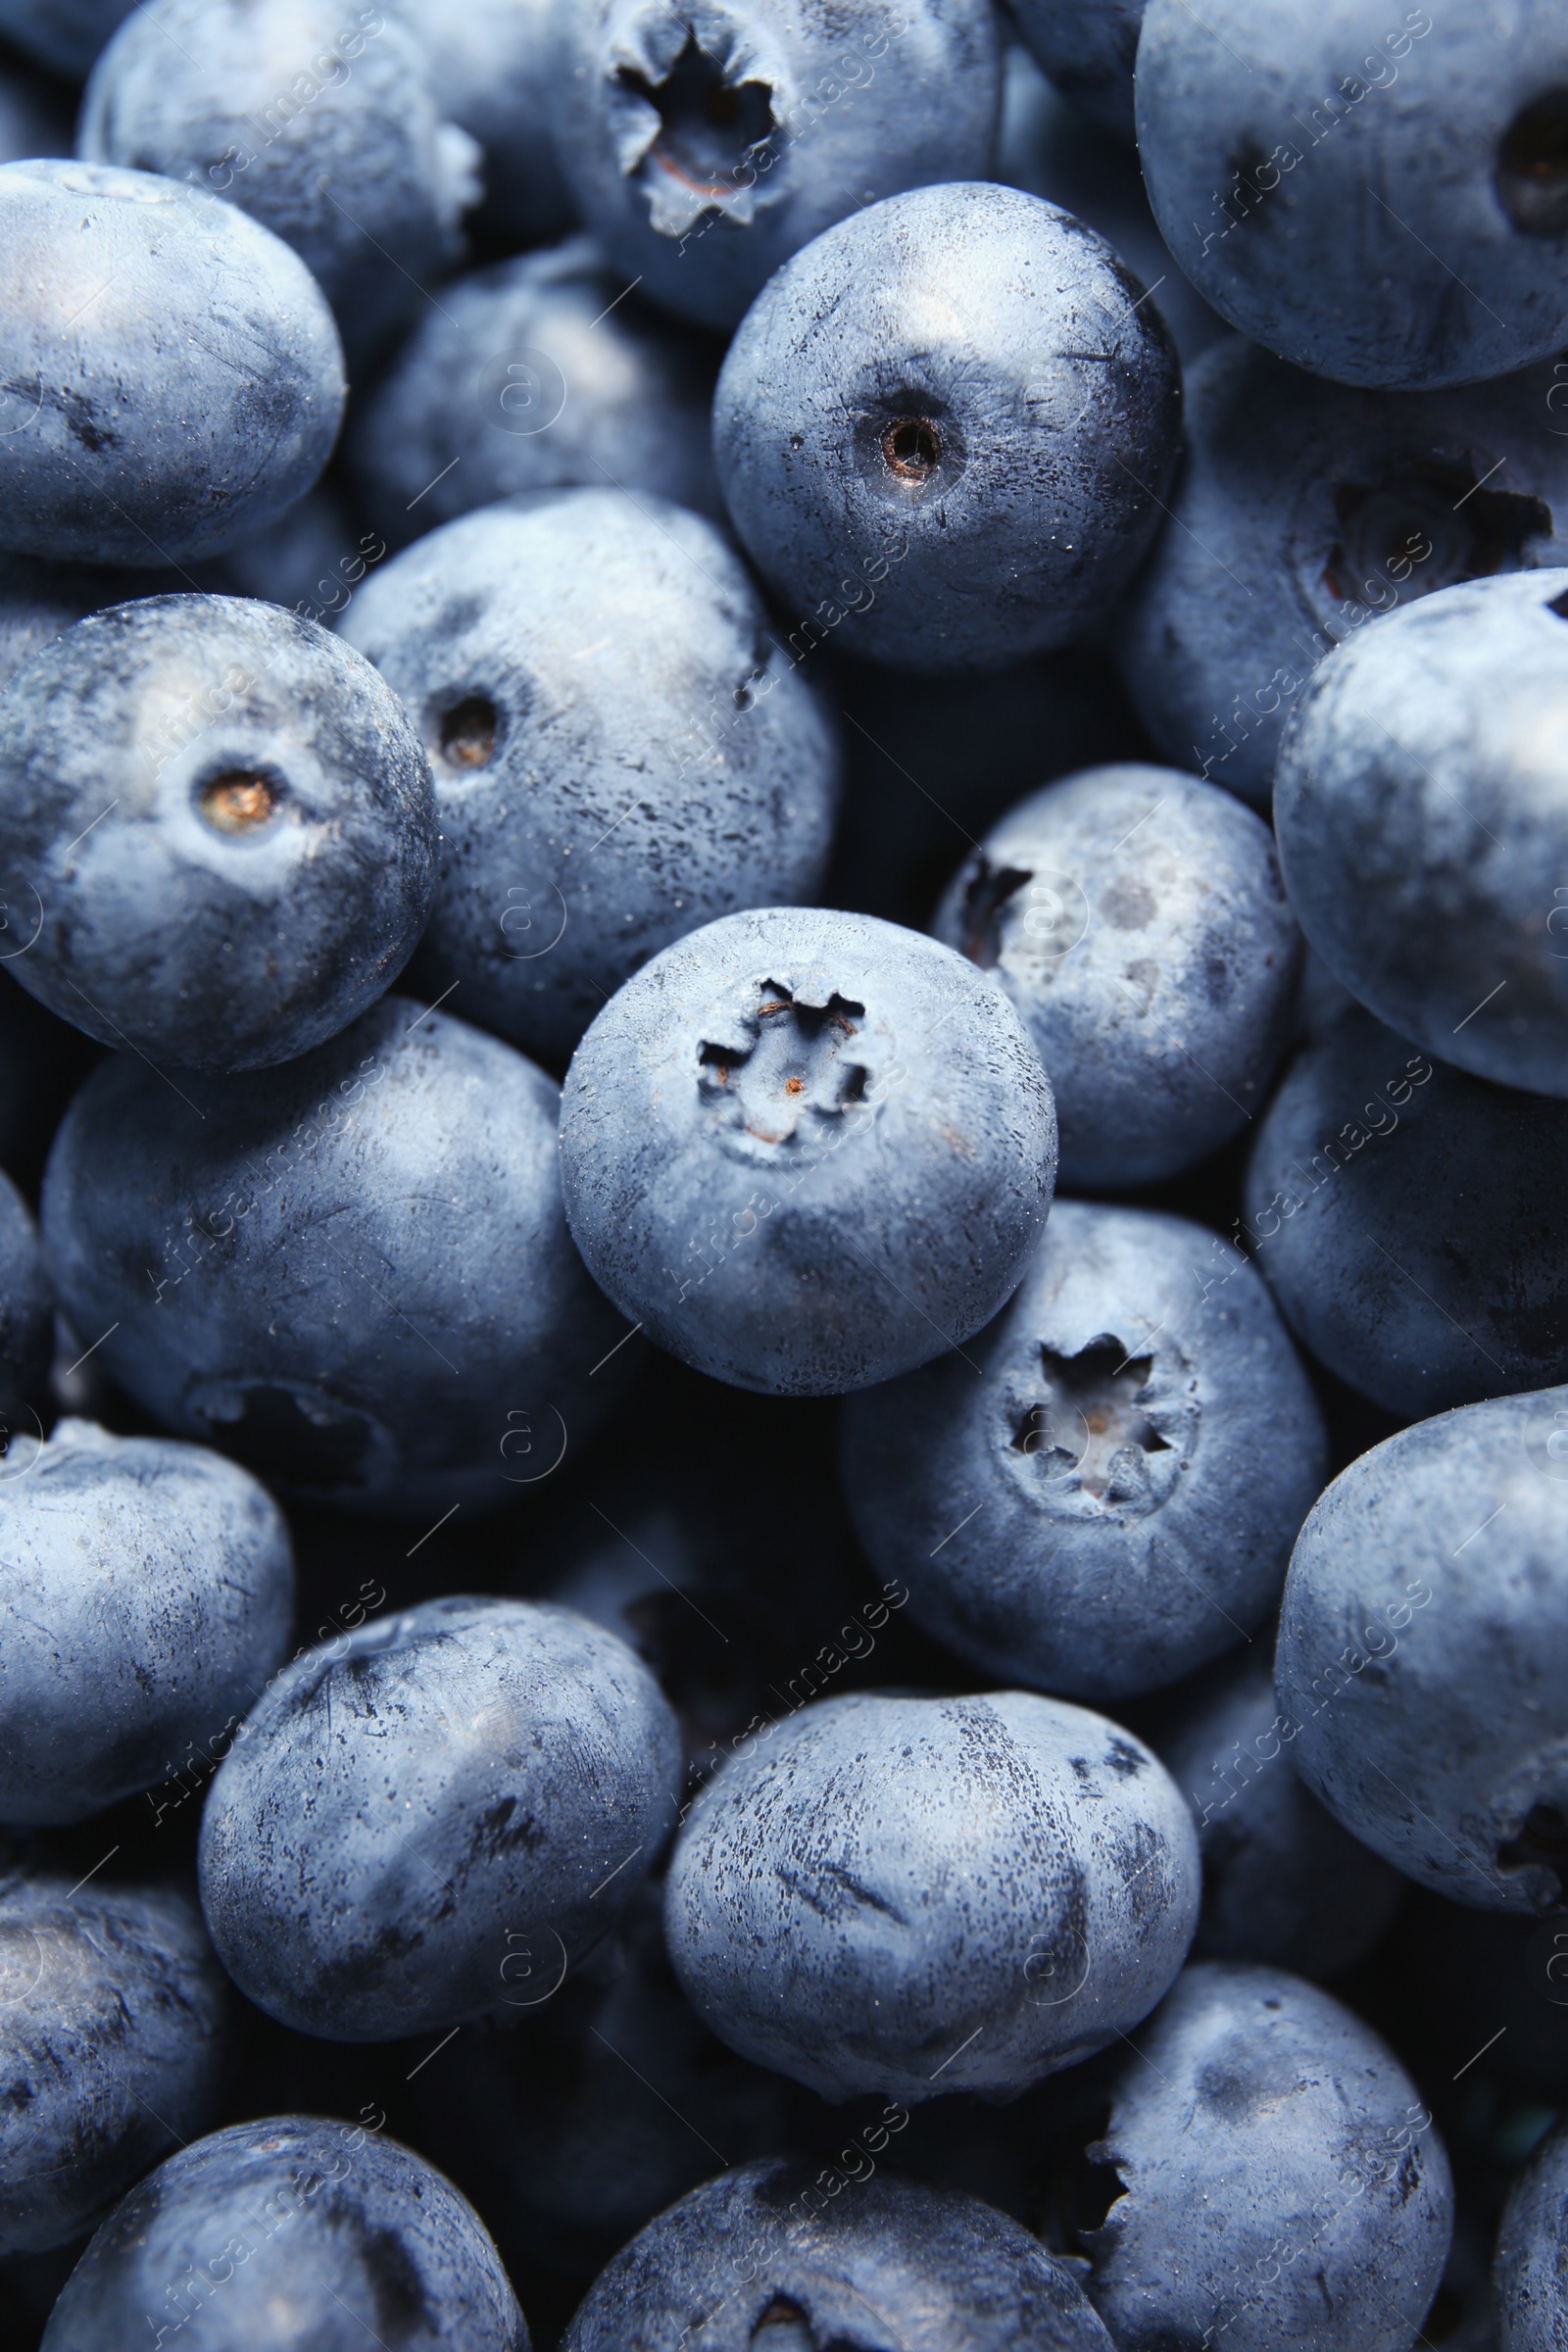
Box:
(1494, 2117, 1568, 2350)
(0, 160, 343, 567)
(1084, 1961, 1453, 2352)
(1276, 1388, 1568, 1915)
(347, 239, 722, 550)
(1243, 1005, 1568, 1416)
(558, 906, 1056, 1395)
(340, 491, 838, 1070)
(1276, 570, 1568, 1098)
(0, 594, 436, 1072)
(0, 1418, 293, 1828)
(1136, 0, 1568, 387)
(1119, 337, 1568, 809)
(931, 762, 1301, 1188)
(0, 1162, 50, 1424)
(663, 1689, 1199, 2100)
(197, 1594, 683, 2040)
(713, 181, 1181, 673)
(39, 2114, 528, 2349)
(399, 0, 574, 245)
(563, 2157, 1116, 2349)
(552, 0, 1003, 331)
(80, 0, 481, 368)
(0, 0, 130, 77)
(41, 995, 629, 1514)
(1009, 0, 1143, 140)
(841, 1200, 1327, 1702)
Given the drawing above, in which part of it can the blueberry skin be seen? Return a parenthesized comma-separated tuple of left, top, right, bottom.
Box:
(932, 763, 1300, 1189)
(841, 1200, 1327, 1703)
(80, 0, 481, 369)
(1494, 2120, 1568, 2351)
(552, 0, 1003, 332)
(40, 2115, 528, 2350)
(198, 1594, 684, 2040)
(0, 1866, 229, 2256)
(348, 240, 721, 549)
(0, 595, 437, 1072)
(1277, 1390, 1568, 1915)
(559, 906, 1056, 1396)
(1117, 337, 1568, 809)
(1009, 0, 1143, 139)
(0, 1161, 50, 1419)
(0, 0, 130, 78)
(341, 493, 840, 1072)
(0, 1418, 293, 1828)
(0, 553, 160, 696)
(1275, 570, 1568, 1099)
(399, 0, 573, 243)
(1243, 1005, 1568, 1416)
(713, 181, 1181, 673)
(564, 2158, 1116, 2351)
(664, 1689, 1200, 2101)
(1085, 1962, 1453, 2352)
(41, 996, 628, 1514)
(0, 160, 344, 567)
(1136, 0, 1568, 389)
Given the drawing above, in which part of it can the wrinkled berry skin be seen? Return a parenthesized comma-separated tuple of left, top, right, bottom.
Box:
(1276, 570, 1568, 1099)
(1084, 1962, 1453, 2352)
(0, 161, 343, 566)
(1009, 0, 1142, 139)
(714, 182, 1181, 673)
(0, 1418, 293, 1828)
(198, 1594, 684, 2041)
(41, 997, 628, 1515)
(1277, 1390, 1568, 1915)
(40, 2115, 528, 2351)
(664, 1689, 1199, 2102)
(842, 1200, 1326, 1702)
(0, 596, 437, 1072)
(1243, 1006, 1568, 1416)
(1136, 0, 1568, 389)
(560, 906, 1056, 1396)
(563, 2159, 1116, 2351)
(1495, 2120, 1568, 2351)
(400, 0, 573, 243)
(341, 492, 838, 1070)
(0, 1866, 229, 2257)
(0, 1163, 50, 1420)
(553, 0, 1002, 331)
(932, 764, 1300, 1188)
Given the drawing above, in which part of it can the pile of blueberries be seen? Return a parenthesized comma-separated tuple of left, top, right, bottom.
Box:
(2, 0, 1568, 2341)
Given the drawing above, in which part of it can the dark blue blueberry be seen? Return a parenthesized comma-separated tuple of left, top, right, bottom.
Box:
(0, 0, 130, 77)
(931, 763, 1300, 1188)
(0, 594, 437, 1071)
(340, 490, 838, 1070)
(559, 906, 1056, 1395)
(401, 0, 574, 244)
(40, 995, 629, 1514)
(841, 1200, 1327, 1702)
(0, 160, 344, 566)
(663, 1689, 1200, 2100)
(198, 1594, 684, 2040)
(0, 1161, 50, 1422)
(0, 1418, 292, 1828)
(1009, 0, 1142, 139)
(40, 2114, 528, 2349)
(1494, 2118, 1568, 2350)
(0, 1864, 229, 2256)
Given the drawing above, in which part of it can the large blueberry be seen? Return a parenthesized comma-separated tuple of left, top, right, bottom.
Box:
(1243, 1006, 1568, 1416)
(552, 0, 1002, 330)
(1009, 0, 1142, 139)
(0, 595, 436, 1071)
(198, 1594, 684, 2040)
(340, 492, 838, 1069)
(40, 996, 628, 1514)
(559, 906, 1055, 1395)
(841, 1200, 1327, 1702)
(400, 0, 573, 243)
(0, 1865, 229, 2256)
(40, 2114, 528, 2349)
(1276, 1389, 1568, 1914)
(1136, 0, 1568, 387)
(931, 763, 1300, 1188)
(713, 181, 1181, 672)
(1276, 569, 1568, 1097)
(0, 1418, 293, 1828)
(0, 160, 343, 566)
(0, 1162, 50, 1422)
(1494, 2119, 1568, 2351)
(663, 1689, 1199, 2100)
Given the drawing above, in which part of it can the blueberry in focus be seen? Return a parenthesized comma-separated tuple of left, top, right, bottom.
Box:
(1494, 2117, 1568, 2350)
(558, 906, 1056, 1395)
(713, 181, 1181, 673)
(341, 490, 838, 1070)
(1008, 0, 1144, 141)
(931, 762, 1300, 1188)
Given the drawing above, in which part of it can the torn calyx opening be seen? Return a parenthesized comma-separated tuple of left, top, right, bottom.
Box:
(614, 29, 778, 233)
